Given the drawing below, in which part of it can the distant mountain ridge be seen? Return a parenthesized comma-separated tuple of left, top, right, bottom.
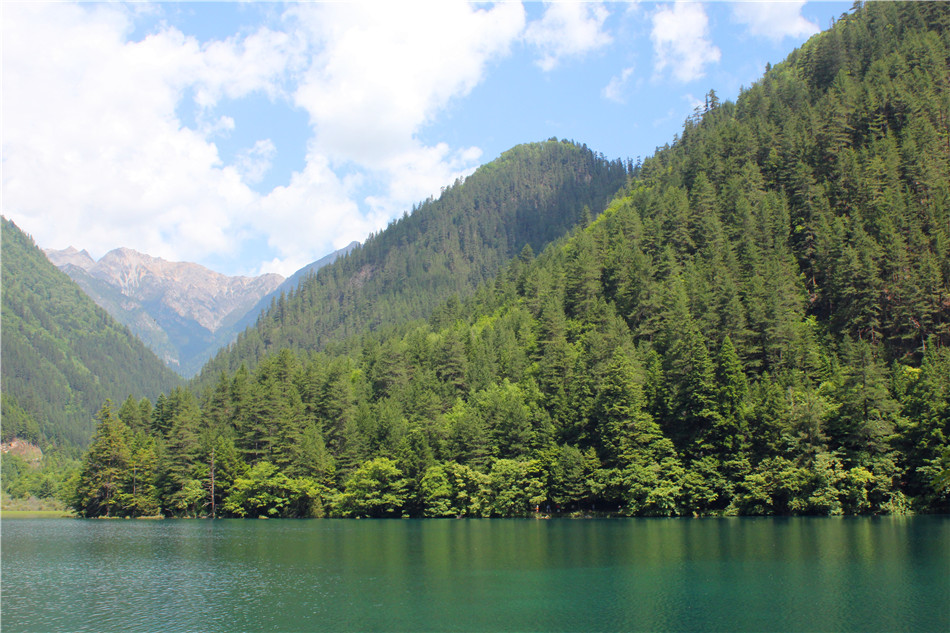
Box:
(44, 243, 359, 377)
(45, 246, 284, 376)
(277, 241, 360, 297)
(46, 246, 284, 332)
(226, 241, 360, 340)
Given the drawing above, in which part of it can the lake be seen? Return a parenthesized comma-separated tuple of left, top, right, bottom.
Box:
(2, 517, 947, 632)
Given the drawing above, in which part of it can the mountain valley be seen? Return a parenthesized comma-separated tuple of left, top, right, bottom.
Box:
(44, 243, 355, 377)
(3, 2, 948, 520)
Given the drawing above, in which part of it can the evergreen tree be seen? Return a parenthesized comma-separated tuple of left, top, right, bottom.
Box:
(68, 3, 950, 517)
(827, 337, 900, 464)
(72, 402, 132, 517)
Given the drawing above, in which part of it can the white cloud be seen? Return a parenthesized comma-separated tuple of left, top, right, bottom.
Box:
(524, 2, 612, 71)
(236, 140, 277, 185)
(256, 151, 372, 277)
(198, 114, 236, 138)
(603, 66, 635, 103)
(651, 2, 721, 82)
(289, 2, 525, 167)
(2, 2, 264, 265)
(731, 1, 819, 41)
(365, 143, 483, 219)
(258, 1, 525, 274)
(193, 27, 305, 107)
(684, 93, 706, 112)
(2, 1, 527, 277)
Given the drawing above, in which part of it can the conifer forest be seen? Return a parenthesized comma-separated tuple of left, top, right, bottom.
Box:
(16, 3, 950, 519)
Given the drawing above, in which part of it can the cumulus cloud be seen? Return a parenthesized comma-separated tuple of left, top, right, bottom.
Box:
(255, 150, 372, 277)
(365, 143, 483, 219)
(193, 27, 305, 106)
(2, 2, 263, 265)
(524, 2, 612, 71)
(651, 2, 721, 82)
(263, 1, 525, 273)
(732, 1, 820, 41)
(603, 66, 636, 103)
(2, 1, 527, 277)
(289, 2, 524, 166)
(236, 139, 277, 185)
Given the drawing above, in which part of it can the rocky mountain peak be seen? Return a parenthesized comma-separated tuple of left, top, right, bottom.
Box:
(43, 242, 350, 377)
(45, 246, 96, 271)
(46, 246, 284, 334)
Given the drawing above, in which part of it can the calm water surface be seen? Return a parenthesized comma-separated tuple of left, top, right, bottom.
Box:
(2, 517, 948, 632)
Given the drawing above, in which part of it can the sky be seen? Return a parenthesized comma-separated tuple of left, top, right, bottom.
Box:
(2, 1, 854, 278)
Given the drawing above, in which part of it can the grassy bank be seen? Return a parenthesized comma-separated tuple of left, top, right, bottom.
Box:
(1, 492, 73, 517)
(1, 509, 75, 519)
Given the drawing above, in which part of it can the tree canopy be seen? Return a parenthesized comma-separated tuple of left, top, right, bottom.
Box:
(67, 2, 950, 518)
(1, 218, 182, 449)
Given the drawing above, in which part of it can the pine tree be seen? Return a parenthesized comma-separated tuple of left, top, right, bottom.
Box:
(895, 342, 950, 503)
(160, 388, 205, 516)
(564, 223, 603, 321)
(72, 402, 132, 517)
(591, 350, 654, 467)
(828, 337, 900, 465)
(714, 336, 749, 454)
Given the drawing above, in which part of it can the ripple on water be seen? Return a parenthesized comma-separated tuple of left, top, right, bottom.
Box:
(2, 517, 948, 632)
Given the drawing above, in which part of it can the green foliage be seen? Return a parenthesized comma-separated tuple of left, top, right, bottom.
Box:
(1, 218, 181, 448)
(196, 140, 628, 387)
(223, 461, 324, 518)
(1, 448, 79, 504)
(485, 458, 546, 517)
(1, 395, 41, 444)
(72, 4, 950, 518)
(71, 402, 132, 517)
(419, 463, 455, 517)
(340, 457, 408, 518)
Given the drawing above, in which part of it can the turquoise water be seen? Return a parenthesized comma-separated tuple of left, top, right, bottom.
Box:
(2, 517, 948, 632)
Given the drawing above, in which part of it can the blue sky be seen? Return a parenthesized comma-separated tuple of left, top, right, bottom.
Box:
(3, 1, 853, 278)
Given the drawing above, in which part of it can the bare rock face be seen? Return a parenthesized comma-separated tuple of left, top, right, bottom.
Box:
(86, 248, 283, 334)
(45, 246, 284, 376)
(44, 246, 96, 271)
(1, 439, 43, 466)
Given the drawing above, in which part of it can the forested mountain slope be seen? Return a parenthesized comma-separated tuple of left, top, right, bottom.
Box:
(218, 241, 360, 360)
(1, 219, 182, 448)
(73, 2, 949, 519)
(195, 140, 629, 388)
